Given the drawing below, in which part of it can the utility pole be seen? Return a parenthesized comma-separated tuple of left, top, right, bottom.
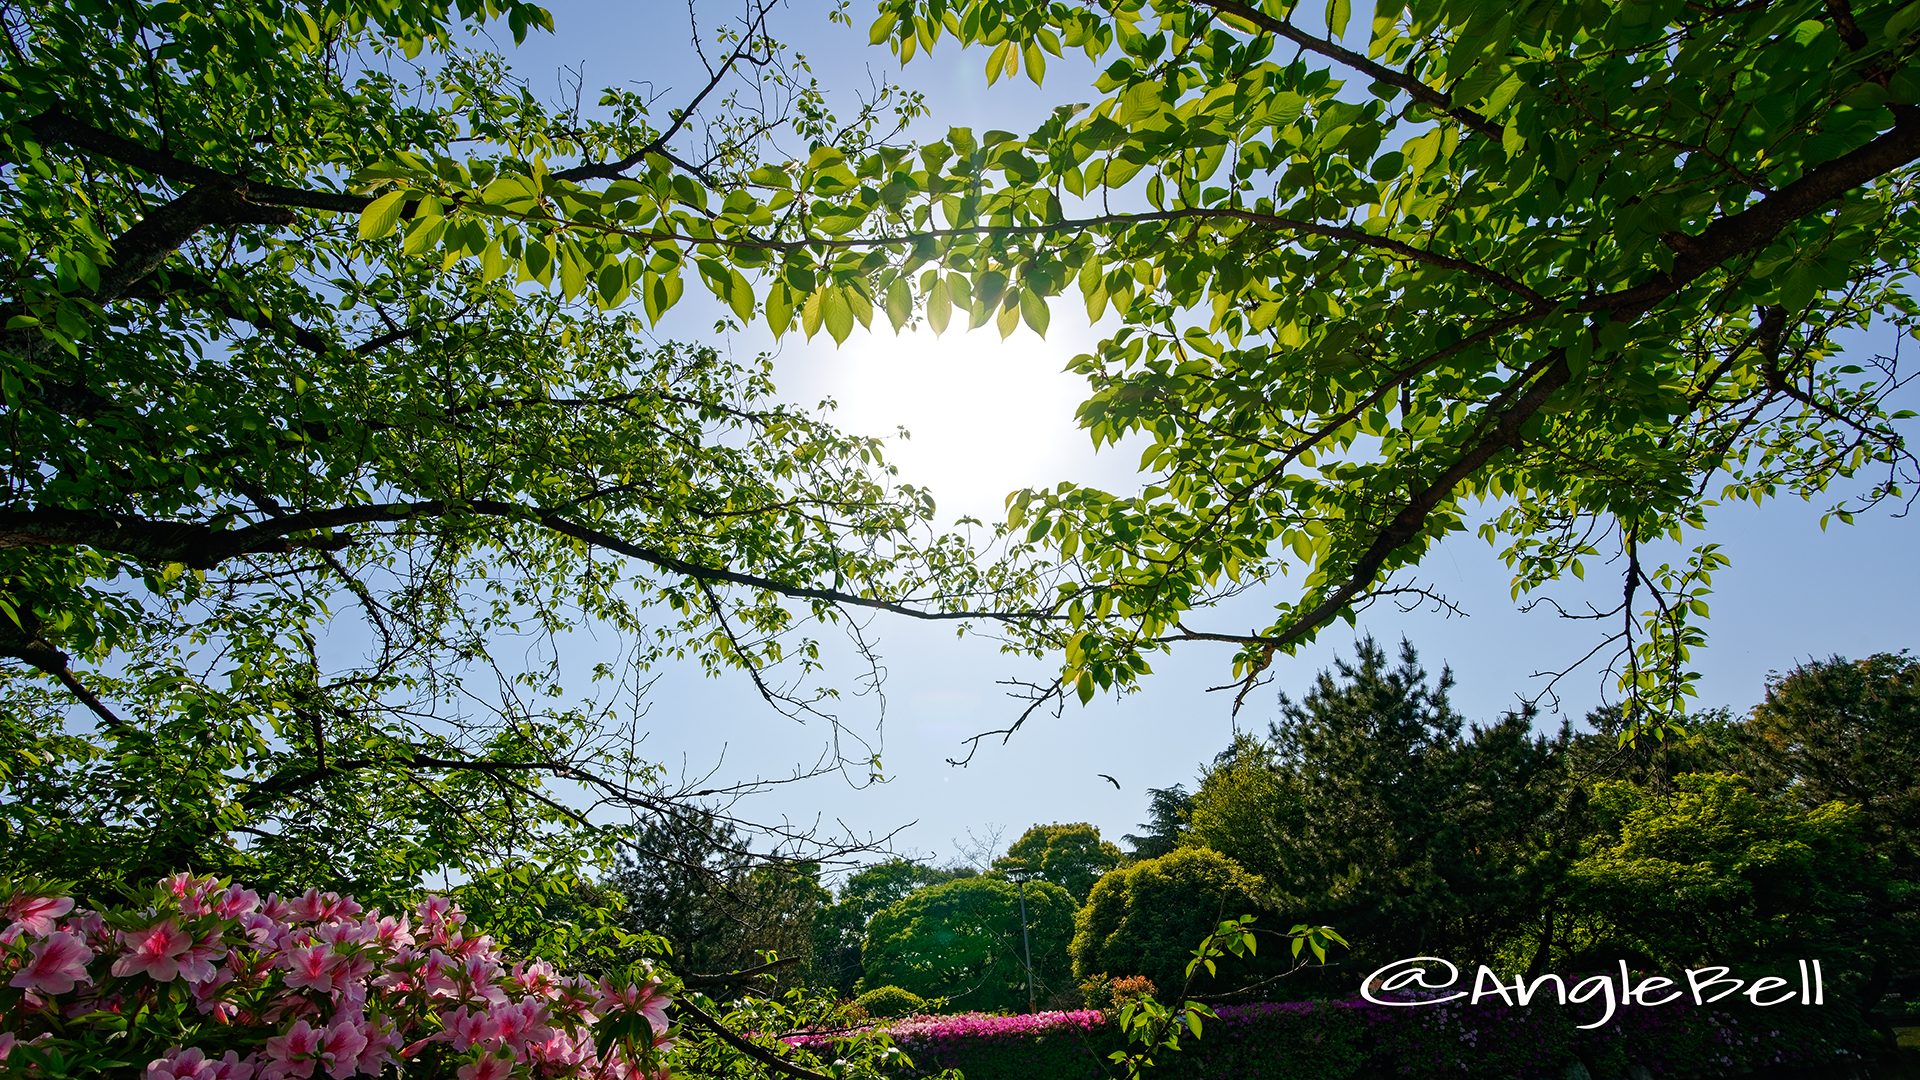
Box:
(1004, 864, 1037, 1014)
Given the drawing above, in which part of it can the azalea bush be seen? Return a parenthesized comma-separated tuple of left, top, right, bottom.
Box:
(781, 995, 1872, 1080)
(0, 875, 673, 1080)
(787, 1010, 1111, 1080)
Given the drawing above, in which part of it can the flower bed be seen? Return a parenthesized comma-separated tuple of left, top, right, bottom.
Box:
(0, 875, 671, 1080)
(790, 991, 1871, 1080)
(789, 1010, 1112, 1080)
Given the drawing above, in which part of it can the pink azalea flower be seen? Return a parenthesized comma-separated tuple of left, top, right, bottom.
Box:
(508, 960, 560, 1000)
(353, 1020, 400, 1077)
(0, 1032, 15, 1062)
(206, 1051, 257, 1080)
(262, 1019, 322, 1080)
(455, 1050, 514, 1080)
(370, 914, 412, 950)
(4, 893, 74, 937)
(213, 887, 261, 920)
(440, 1005, 506, 1052)
(237, 912, 281, 949)
(285, 889, 362, 925)
(146, 1046, 257, 1080)
(330, 951, 375, 1005)
(420, 950, 460, 998)
(60, 909, 111, 949)
(283, 890, 325, 924)
(281, 945, 337, 994)
(526, 1028, 595, 1069)
(11, 931, 94, 994)
(447, 932, 491, 960)
(178, 931, 225, 986)
(317, 1019, 367, 1080)
(191, 967, 238, 1018)
(113, 921, 194, 982)
(162, 874, 219, 917)
(416, 896, 459, 925)
(596, 980, 672, 1035)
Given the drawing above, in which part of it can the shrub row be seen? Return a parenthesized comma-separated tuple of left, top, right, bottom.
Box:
(792, 992, 1873, 1080)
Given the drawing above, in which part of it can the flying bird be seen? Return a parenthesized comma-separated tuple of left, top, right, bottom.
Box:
(1097, 774, 1121, 790)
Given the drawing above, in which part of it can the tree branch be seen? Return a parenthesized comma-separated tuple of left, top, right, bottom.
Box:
(0, 634, 129, 731)
(1187, 0, 1504, 140)
(93, 183, 295, 303)
(24, 106, 372, 214)
(675, 997, 836, 1080)
(0, 501, 1053, 623)
(547, 1, 776, 184)
(1614, 106, 1920, 316)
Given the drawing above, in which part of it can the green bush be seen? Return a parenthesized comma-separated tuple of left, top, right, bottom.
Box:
(854, 985, 927, 1018)
(862, 876, 1077, 1011)
(1071, 848, 1273, 998)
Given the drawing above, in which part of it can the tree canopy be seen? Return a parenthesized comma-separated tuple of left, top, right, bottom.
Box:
(0, 0, 1011, 906)
(1565, 772, 1896, 969)
(1182, 637, 1568, 980)
(9, 0, 1920, 917)
(812, 858, 973, 995)
(993, 821, 1124, 900)
(1069, 845, 1272, 998)
(860, 875, 1077, 1010)
(1743, 651, 1920, 876)
(862, 0, 1920, 726)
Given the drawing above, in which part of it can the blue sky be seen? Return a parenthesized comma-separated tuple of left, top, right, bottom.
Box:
(472, 0, 1920, 874)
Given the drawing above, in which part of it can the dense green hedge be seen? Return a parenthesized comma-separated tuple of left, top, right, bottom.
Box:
(863, 991, 1873, 1080)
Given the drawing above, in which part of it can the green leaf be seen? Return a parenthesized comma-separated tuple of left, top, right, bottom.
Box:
(358, 190, 408, 240)
(986, 41, 1011, 86)
(1889, 2, 1920, 41)
(727, 269, 754, 322)
(996, 295, 1021, 338)
(1020, 287, 1050, 338)
(802, 285, 825, 338)
(885, 276, 912, 331)
(927, 277, 952, 334)
(1325, 0, 1352, 39)
(823, 285, 855, 343)
(767, 282, 795, 336)
(1265, 92, 1307, 126)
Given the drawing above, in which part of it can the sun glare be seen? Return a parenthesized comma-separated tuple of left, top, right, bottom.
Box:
(775, 319, 1144, 528)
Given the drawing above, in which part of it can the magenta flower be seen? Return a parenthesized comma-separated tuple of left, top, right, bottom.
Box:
(178, 931, 225, 986)
(509, 960, 560, 1000)
(595, 979, 672, 1035)
(262, 1019, 323, 1080)
(455, 1050, 514, 1080)
(146, 1046, 256, 1080)
(316, 1019, 367, 1080)
(282, 945, 338, 994)
(213, 887, 261, 920)
(113, 921, 195, 982)
(4, 893, 74, 937)
(526, 1028, 595, 1072)
(162, 874, 218, 917)
(0, 878, 714, 1080)
(352, 1019, 399, 1077)
(61, 909, 110, 949)
(369, 914, 412, 950)
(11, 931, 94, 995)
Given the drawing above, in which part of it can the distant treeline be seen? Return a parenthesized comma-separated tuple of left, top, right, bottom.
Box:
(590, 640, 1920, 1025)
